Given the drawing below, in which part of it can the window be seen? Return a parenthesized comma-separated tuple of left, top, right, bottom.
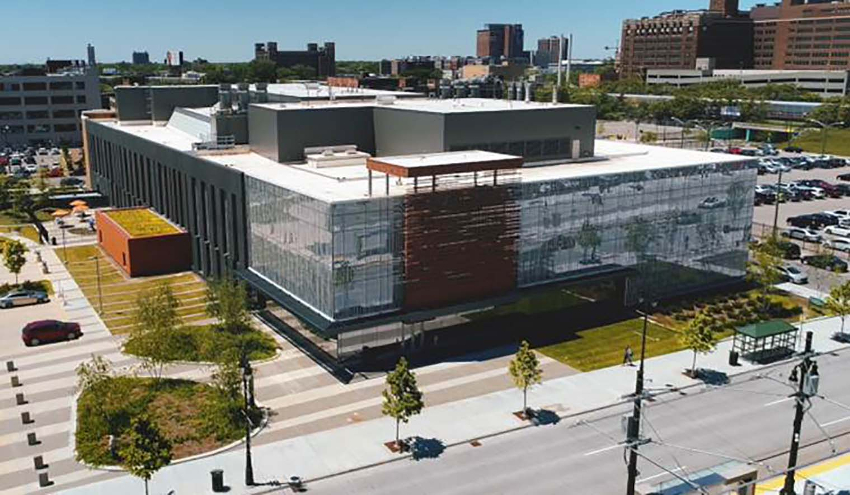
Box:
(54, 123, 76, 132)
(0, 83, 21, 92)
(26, 110, 49, 119)
(76, 95, 87, 104)
(0, 97, 21, 106)
(22, 82, 47, 91)
(52, 109, 76, 118)
(27, 124, 50, 133)
(49, 81, 73, 91)
(51, 95, 74, 105)
(24, 96, 48, 105)
(0, 111, 23, 120)
(75, 82, 86, 90)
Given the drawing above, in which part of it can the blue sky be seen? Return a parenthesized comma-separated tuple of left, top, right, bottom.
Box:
(1, 0, 765, 63)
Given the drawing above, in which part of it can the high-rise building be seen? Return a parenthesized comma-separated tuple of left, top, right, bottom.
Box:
(535, 36, 568, 67)
(751, 0, 850, 70)
(254, 41, 336, 78)
(476, 24, 525, 60)
(165, 50, 184, 67)
(132, 51, 150, 65)
(619, 0, 753, 78)
(86, 43, 96, 67)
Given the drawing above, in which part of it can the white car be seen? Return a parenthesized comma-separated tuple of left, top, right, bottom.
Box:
(825, 225, 850, 238)
(23, 164, 38, 173)
(824, 210, 850, 221)
(783, 227, 822, 243)
(824, 237, 850, 253)
(777, 266, 808, 285)
(698, 197, 727, 209)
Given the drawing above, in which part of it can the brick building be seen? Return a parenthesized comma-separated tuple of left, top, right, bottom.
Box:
(752, 0, 850, 70)
(619, 0, 753, 78)
(476, 24, 525, 61)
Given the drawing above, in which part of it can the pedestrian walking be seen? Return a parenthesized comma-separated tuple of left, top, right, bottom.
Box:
(623, 345, 634, 366)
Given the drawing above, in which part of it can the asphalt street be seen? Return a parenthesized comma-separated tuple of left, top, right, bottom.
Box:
(305, 347, 850, 495)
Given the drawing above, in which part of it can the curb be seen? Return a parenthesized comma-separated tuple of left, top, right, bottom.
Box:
(273, 340, 850, 490)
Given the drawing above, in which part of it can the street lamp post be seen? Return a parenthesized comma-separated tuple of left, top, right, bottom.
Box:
(242, 357, 255, 487)
(807, 119, 844, 156)
(89, 255, 103, 313)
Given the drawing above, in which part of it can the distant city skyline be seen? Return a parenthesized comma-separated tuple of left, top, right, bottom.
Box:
(0, 0, 765, 64)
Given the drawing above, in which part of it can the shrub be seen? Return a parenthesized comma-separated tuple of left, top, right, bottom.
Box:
(0, 279, 52, 295)
(124, 325, 277, 363)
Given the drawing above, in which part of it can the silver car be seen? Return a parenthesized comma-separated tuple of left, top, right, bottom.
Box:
(0, 290, 49, 309)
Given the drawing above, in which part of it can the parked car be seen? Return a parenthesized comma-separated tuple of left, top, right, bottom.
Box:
(777, 265, 808, 284)
(60, 177, 84, 187)
(782, 227, 822, 243)
(825, 225, 850, 238)
(698, 197, 727, 209)
(784, 146, 804, 153)
(838, 173, 850, 182)
(823, 237, 850, 253)
(0, 290, 49, 309)
(801, 254, 849, 273)
(741, 148, 761, 157)
(787, 213, 838, 229)
(21, 320, 82, 346)
(728, 147, 743, 155)
(798, 180, 842, 198)
(775, 240, 802, 260)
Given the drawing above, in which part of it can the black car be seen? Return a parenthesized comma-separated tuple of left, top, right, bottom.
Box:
(784, 146, 804, 153)
(801, 254, 849, 273)
(775, 240, 802, 260)
(838, 173, 850, 182)
(835, 184, 850, 196)
(787, 213, 838, 229)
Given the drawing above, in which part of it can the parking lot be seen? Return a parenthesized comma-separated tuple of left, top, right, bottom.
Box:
(751, 153, 850, 294)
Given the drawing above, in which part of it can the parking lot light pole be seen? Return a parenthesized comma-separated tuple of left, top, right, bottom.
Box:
(772, 168, 783, 239)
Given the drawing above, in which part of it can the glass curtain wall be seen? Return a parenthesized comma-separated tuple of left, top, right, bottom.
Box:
(518, 162, 756, 301)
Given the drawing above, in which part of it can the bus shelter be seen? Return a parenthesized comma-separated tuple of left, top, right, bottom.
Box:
(733, 320, 798, 364)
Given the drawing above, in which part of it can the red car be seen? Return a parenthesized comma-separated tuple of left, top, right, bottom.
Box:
(728, 147, 743, 155)
(22, 320, 82, 346)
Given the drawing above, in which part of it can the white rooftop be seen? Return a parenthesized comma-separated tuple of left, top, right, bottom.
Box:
(253, 97, 590, 114)
(373, 150, 518, 169)
(101, 121, 752, 204)
(247, 82, 415, 99)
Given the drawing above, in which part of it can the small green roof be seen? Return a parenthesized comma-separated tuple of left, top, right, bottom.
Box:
(735, 320, 797, 339)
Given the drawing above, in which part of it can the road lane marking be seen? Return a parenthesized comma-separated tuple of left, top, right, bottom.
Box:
(764, 397, 793, 407)
(583, 444, 622, 456)
(823, 415, 850, 427)
(638, 466, 686, 484)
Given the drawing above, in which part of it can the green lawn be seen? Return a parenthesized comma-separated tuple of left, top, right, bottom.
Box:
(537, 318, 688, 372)
(124, 325, 278, 363)
(783, 128, 850, 156)
(75, 376, 256, 466)
(59, 245, 212, 335)
(104, 208, 179, 237)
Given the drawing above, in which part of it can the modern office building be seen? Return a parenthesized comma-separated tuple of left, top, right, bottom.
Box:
(619, 0, 753, 78)
(254, 41, 336, 78)
(751, 0, 850, 70)
(132, 51, 151, 65)
(0, 50, 100, 146)
(645, 68, 850, 95)
(83, 85, 755, 360)
(477, 24, 526, 61)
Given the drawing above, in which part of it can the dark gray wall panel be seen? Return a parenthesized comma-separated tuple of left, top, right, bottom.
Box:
(373, 107, 444, 156)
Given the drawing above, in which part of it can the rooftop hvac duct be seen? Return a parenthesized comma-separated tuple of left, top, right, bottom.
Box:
(237, 82, 249, 91)
(238, 91, 250, 112)
(255, 82, 268, 91)
(218, 90, 233, 112)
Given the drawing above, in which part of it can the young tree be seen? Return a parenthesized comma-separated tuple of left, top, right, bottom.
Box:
(206, 277, 251, 333)
(508, 340, 543, 414)
(826, 280, 850, 336)
(577, 221, 601, 264)
(119, 416, 172, 495)
(749, 240, 783, 314)
(680, 311, 719, 376)
(2, 239, 27, 285)
(131, 283, 179, 381)
(381, 357, 424, 450)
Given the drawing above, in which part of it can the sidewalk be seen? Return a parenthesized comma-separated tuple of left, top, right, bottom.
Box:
(62, 315, 850, 495)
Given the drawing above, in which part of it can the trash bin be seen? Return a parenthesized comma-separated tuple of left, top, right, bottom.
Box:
(211, 469, 225, 493)
(729, 350, 739, 366)
(51, 237, 57, 246)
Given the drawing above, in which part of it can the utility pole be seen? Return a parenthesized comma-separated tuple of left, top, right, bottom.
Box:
(781, 331, 819, 495)
(626, 300, 654, 495)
